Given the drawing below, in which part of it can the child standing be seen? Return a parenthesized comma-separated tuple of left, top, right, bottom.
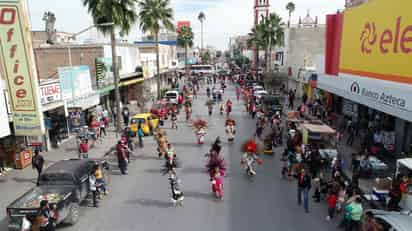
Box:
(326, 190, 337, 221)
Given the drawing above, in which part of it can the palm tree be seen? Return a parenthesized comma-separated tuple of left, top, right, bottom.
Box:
(263, 13, 285, 71)
(198, 12, 206, 54)
(286, 2, 295, 28)
(177, 26, 194, 77)
(247, 23, 266, 74)
(82, 0, 137, 133)
(138, 0, 175, 99)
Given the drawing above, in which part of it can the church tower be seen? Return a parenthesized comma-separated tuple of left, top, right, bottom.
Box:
(253, 0, 270, 70)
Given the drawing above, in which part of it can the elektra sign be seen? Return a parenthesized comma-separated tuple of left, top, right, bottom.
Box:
(350, 82, 406, 109)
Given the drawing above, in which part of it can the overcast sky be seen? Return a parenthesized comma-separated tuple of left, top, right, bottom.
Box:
(27, 0, 344, 50)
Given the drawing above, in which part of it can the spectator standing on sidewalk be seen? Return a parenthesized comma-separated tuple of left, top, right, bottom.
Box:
(344, 195, 363, 231)
(100, 118, 106, 137)
(32, 149, 45, 186)
(361, 211, 382, 231)
(122, 107, 130, 127)
(79, 139, 89, 159)
(297, 168, 311, 213)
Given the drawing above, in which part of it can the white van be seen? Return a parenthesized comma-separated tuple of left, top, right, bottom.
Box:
(165, 90, 179, 104)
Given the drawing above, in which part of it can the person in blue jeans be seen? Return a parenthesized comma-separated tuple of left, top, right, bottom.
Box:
(297, 168, 312, 213)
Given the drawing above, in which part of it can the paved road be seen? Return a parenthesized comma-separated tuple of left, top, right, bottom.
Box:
(58, 82, 339, 231)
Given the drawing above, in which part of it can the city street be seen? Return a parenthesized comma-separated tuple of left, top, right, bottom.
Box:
(58, 83, 338, 231)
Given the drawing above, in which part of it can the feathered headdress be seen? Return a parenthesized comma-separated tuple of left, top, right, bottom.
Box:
(206, 151, 226, 177)
(192, 119, 208, 131)
(243, 138, 257, 153)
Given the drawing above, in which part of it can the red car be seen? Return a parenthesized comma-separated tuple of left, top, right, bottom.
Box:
(150, 101, 168, 120)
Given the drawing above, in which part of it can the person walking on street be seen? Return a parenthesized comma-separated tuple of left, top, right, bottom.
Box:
(326, 189, 337, 221)
(100, 118, 106, 137)
(171, 113, 178, 129)
(79, 139, 89, 159)
(137, 122, 144, 148)
(89, 170, 98, 207)
(32, 149, 45, 186)
(297, 168, 311, 213)
(122, 107, 130, 127)
(38, 200, 55, 231)
(236, 86, 241, 102)
(344, 195, 363, 231)
(116, 141, 129, 175)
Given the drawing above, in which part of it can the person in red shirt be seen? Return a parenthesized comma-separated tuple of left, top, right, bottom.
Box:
(79, 139, 89, 159)
(326, 190, 337, 220)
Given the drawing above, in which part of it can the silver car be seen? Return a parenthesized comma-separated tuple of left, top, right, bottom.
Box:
(367, 209, 412, 231)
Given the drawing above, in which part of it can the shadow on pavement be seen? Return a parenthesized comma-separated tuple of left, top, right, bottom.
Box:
(144, 168, 162, 174)
(135, 155, 159, 161)
(126, 198, 173, 208)
(12, 177, 36, 184)
(181, 166, 206, 174)
(173, 142, 205, 148)
(0, 178, 8, 183)
(184, 191, 217, 202)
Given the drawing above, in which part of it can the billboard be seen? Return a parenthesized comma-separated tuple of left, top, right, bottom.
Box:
(339, 0, 412, 85)
(95, 57, 115, 88)
(58, 65, 93, 100)
(177, 21, 190, 32)
(58, 65, 98, 109)
(0, 0, 44, 136)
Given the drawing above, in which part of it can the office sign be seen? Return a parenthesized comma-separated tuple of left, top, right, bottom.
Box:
(0, 0, 44, 136)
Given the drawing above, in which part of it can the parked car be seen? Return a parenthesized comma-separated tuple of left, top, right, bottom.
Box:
(254, 90, 268, 100)
(6, 159, 102, 230)
(150, 100, 169, 119)
(164, 90, 179, 104)
(130, 113, 159, 136)
(366, 209, 412, 231)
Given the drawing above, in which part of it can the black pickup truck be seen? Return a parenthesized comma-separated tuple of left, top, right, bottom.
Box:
(6, 159, 97, 231)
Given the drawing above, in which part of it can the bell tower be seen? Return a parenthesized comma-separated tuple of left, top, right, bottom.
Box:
(253, 0, 270, 70)
(254, 0, 270, 25)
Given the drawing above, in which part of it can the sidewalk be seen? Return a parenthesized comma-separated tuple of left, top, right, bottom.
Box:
(280, 96, 396, 201)
(0, 127, 119, 221)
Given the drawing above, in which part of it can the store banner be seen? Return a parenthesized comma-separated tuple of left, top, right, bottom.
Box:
(40, 81, 61, 105)
(340, 0, 412, 84)
(0, 0, 45, 136)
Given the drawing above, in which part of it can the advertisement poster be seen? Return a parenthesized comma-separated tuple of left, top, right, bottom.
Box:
(95, 57, 115, 88)
(0, 80, 10, 137)
(58, 65, 93, 100)
(0, 0, 44, 136)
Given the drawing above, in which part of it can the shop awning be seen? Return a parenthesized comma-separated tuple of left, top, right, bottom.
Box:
(41, 101, 65, 112)
(301, 123, 336, 134)
(119, 78, 144, 87)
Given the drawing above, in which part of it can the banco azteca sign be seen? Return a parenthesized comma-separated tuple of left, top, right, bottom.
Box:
(350, 81, 406, 109)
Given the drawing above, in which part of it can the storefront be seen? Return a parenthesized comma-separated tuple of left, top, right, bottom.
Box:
(321, 0, 412, 153)
(40, 80, 69, 150)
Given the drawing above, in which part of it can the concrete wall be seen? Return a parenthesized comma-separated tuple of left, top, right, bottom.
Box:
(286, 26, 325, 78)
(34, 46, 104, 88)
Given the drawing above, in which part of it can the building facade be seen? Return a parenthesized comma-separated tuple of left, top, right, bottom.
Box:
(318, 0, 412, 153)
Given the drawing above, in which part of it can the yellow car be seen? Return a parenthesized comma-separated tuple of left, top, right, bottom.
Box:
(130, 113, 159, 136)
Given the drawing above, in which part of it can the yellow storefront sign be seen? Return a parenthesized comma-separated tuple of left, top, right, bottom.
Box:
(0, 0, 44, 136)
(340, 0, 412, 84)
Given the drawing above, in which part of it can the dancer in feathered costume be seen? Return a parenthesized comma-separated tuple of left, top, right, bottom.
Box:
(211, 167, 224, 200)
(206, 149, 226, 180)
(161, 144, 183, 206)
(225, 118, 236, 142)
(241, 138, 263, 176)
(193, 119, 208, 144)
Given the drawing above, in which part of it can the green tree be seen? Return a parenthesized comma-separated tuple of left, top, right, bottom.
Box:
(138, 0, 175, 99)
(263, 13, 285, 72)
(247, 23, 266, 72)
(286, 2, 295, 28)
(201, 51, 211, 64)
(82, 0, 137, 133)
(177, 26, 194, 77)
